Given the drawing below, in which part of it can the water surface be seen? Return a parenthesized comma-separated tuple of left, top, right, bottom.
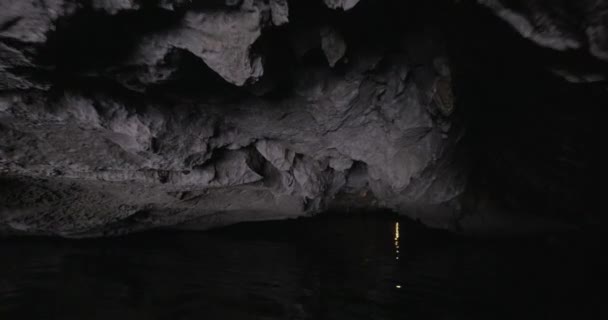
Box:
(0, 215, 605, 319)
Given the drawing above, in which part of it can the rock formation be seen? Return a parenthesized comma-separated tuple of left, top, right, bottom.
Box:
(1, 0, 605, 237)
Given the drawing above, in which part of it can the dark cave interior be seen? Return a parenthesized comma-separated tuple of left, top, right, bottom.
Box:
(1, 0, 606, 233)
(90, 1, 601, 227)
(1, 1, 607, 319)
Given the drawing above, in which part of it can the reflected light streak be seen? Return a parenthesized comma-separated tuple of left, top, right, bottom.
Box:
(394, 221, 400, 260)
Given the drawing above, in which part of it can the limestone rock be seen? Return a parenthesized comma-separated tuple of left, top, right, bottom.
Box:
(10, 0, 595, 237)
(269, 0, 289, 26)
(478, 0, 608, 60)
(126, 9, 265, 87)
(323, 0, 360, 11)
(321, 26, 347, 67)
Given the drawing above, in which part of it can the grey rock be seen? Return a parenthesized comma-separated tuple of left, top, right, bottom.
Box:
(269, 0, 289, 26)
(550, 67, 607, 83)
(225, 0, 243, 7)
(255, 140, 295, 172)
(478, 0, 608, 60)
(478, 0, 582, 51)
(321, 26, 347, 67)
(0, 0, 602, 237)
(0, 46, 463, 236)
(91, 0, 140, 13)
(323, 0, 360, 11)
(0, 0, 77, 44)
(128, 9, 265, 87)
(0, 0, 477, 237)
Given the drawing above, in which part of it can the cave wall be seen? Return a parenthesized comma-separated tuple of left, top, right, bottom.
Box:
(1, 0, 605, 237)
(1, 0, 466, 237)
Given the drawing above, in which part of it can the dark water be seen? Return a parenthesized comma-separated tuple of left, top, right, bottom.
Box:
(0, 215, 605, 320)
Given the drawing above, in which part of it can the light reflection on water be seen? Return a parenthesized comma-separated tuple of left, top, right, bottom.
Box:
(394, 221, 400, 261)
(394, 221, 401, 290)
(0, 215, 604, 320)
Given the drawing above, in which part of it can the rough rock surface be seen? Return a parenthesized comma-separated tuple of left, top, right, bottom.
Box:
(0, 0, 467, 237)
(479, 0, 608, 60)
(1, 0, 605, 237)
(323, 0, 360, 11)
(320, 26, 347, 67)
